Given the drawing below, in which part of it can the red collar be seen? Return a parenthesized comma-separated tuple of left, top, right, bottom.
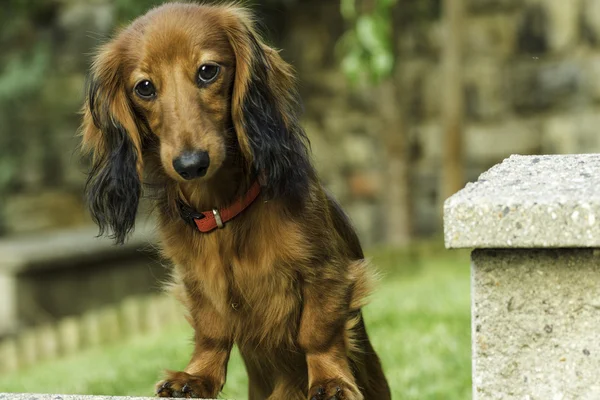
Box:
(178, 181, 262, 233)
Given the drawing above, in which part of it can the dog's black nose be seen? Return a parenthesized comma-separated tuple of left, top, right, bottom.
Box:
(173, 151, 210, 180)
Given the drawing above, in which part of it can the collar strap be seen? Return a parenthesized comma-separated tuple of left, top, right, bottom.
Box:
(178, 181, 262, 233)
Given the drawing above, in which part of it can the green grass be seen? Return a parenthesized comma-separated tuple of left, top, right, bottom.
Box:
(0, 244, 472, 399)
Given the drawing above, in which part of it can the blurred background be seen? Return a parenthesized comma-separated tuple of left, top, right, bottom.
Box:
(1, 0, 599, 398)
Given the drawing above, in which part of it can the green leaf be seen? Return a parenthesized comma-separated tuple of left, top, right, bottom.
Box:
(338, 0, 398, 84)
(372, 50, 394, 77)
(341, 49, 363, 84)
(356, 15, 382, 50)
(340, 0, 357, 20)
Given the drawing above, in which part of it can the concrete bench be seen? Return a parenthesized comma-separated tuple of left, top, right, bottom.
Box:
(445, 154, 600, 399)
(0, 220, 165, 337)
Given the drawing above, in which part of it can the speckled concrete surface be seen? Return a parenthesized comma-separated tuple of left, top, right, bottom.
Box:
(472, 249, 600, 400)
(444, 154, 600, 248)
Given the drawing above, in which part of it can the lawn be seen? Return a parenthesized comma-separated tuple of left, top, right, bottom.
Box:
(0, 243, 472, 399)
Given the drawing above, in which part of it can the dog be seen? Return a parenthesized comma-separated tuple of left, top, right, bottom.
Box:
(80, 2, 391, 399)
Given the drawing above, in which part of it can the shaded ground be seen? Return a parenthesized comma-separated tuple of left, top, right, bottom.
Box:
(0, 244, 471, 399)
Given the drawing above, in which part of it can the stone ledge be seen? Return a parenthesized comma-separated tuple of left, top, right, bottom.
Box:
(0, 395, 218, 400)
(444, 154, 600, 248)
(0, 219, 158, 273)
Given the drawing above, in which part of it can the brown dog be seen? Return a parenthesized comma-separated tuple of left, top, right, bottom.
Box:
(81, 2, 391, 399)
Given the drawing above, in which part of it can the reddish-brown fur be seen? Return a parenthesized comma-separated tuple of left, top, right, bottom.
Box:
(80, 3, 391, 399)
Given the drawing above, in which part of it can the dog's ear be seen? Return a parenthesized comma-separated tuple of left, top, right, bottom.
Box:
(80, 43, 144, 245)
(224, 7, 312, 202)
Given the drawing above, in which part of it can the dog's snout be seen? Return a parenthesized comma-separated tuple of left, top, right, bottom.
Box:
(173, 151, 210, 180)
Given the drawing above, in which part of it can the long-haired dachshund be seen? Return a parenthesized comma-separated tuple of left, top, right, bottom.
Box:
(80, 2, 391, 399)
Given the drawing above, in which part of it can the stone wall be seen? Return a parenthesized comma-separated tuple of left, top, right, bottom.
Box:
(397, 0, 600, 233)
(2, 0, 600, 244)
(0, 293, 183, 373)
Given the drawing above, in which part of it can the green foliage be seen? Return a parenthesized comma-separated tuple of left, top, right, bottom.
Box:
(0, 2, 52, 102)
(338, 0, 397, 85)
(0, 247, 472, 399)
(113, 0, 166, 24)
(0, 2, 56, 199)
(0, 44, 50, 102)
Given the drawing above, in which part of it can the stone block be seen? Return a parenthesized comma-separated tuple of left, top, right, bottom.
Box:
(342, 135, 379, 171)
(409, 123, 442, 166)
(471, 249, 600, 399)
(419, 66, 442, 120)
(0, 221, 162, 336)
(583, 56, 600, 101)
(464, 59, 510, 120)
(445, 153, 600, 399)
(544, 0, 581, 53)
(509, 61, 583, 114)
(445, 154, 600, 248)
(517, 3, 549, 54)
(397, 25, 438, 57)
(465, 15, 517, 59)
(516, 0, 579, 54)
(409, 168, 439, 236)
(36, 324, 59, 360)
(81, 310, 102, 348)
(98, 308, 122, 343)
(0, 338, 19, 373)
(3, 191, 88, 235)
(0, 274, 16, 336)
(17, 330, 38, 368)
(395, 59, 435, 121)
(120, 297, 143, 337)
(57, 317, 81, 355)
(582, 0, 600, 44)
(468, 0, 520, 13)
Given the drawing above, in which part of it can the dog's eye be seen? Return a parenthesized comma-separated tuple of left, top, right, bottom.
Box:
(134, 80, 156, 99)
(197, 64, 220, 84)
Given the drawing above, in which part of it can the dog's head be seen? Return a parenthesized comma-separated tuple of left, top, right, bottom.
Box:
(81, 3, 311, 244)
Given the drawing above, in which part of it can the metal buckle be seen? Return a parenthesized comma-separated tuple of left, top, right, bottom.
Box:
(212, 209, 224, 228)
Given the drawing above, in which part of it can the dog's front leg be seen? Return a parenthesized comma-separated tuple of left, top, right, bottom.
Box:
(156, 293, 232, 398)
(298, 275, 364, 400)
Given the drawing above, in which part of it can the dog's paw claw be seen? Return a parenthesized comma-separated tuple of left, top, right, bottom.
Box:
(308, 379, 362, 400)
(155, 371, 219, 398)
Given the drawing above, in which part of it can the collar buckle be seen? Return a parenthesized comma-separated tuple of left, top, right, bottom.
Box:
(212, 209, 224, 228)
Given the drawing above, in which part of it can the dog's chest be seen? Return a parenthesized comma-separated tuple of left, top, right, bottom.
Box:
(191, 242, 302, 344)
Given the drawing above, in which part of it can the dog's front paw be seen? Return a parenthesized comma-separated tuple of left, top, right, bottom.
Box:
(156, 371, 220, 398)
(308, 379, 363, 400)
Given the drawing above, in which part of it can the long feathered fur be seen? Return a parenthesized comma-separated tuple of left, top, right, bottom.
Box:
(80, 3, 390, 399)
